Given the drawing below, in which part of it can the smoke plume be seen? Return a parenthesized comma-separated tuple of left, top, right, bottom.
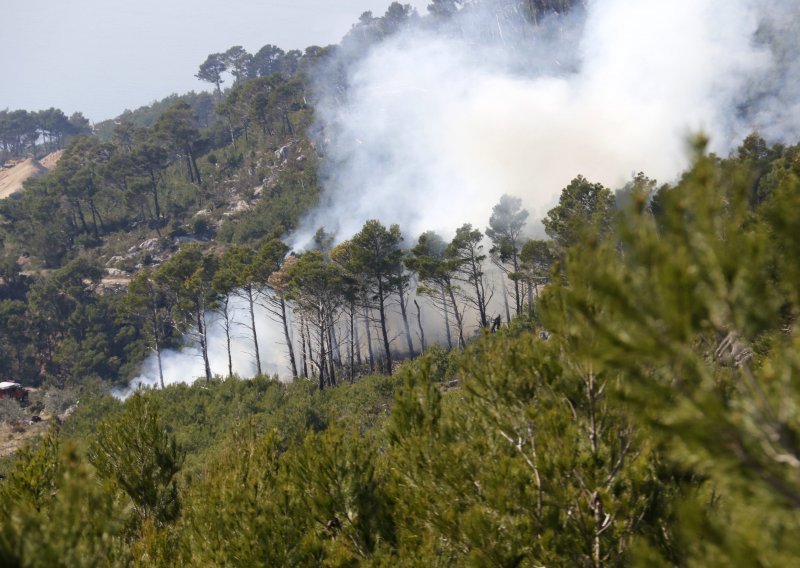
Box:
(124, 0, 799, 393)
(295, 0, 799, 245)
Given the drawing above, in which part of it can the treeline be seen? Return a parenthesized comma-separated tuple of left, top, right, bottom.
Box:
(114, 134, 785, 390)
(1, 103, 216, 266)
(0, 108, 92, 162)
(196, 44, 323, 98)
(0, 257, 146, 388)
(2, 137, 800, 565)
(93, 91, 219, 142)
(120, 173, 610, 390)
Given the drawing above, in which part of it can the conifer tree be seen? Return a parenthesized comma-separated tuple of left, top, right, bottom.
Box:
(350, 220, 404, 374)
(89, 394, 183, 526)
(486, 194, 529, 316)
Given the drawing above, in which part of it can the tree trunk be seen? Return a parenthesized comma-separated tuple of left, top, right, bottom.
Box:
(248, 287, 262, 375)
(184, 153, 195, 183)
(528, 281, 534, 315)
(352, 304, 362, 369)
(305, 321, 315, 378)
(156, 339, 165, 389)
(328, 313, 342, 364)
(440, 284, 453, 350)
(349, 308, 356, 382)
(502, 278, 512, 325)
(470, 255, 488, 327)
(88, 196, 105, 236)
(513, 251, 522, 316)
(197, 309, 212, 382)
(447, 285, 465, 348)
(149, 169, 161, 220)
(317, 315, 326, 390)
(363, 307, 375, 372)
(398, 284, 415, 356)
(72, 201, 89, 235)
(151, 306, 165, 389)
(299, 317, 309, 378)
(225, 319, 233, 378)
(376, 278, 393, 374)
(280, 297, 298, 377)
(414, 299, 427, 352)
(227, 119, 237, 148)
(187, 146, 202, 185)
(326, 322, 337, 387)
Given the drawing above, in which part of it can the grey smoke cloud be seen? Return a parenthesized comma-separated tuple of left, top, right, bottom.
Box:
(296, 0, 798, 247)
(123, 0, 799, 393)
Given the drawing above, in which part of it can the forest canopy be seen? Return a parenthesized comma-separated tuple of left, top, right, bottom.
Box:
(1, 1, 799, 565)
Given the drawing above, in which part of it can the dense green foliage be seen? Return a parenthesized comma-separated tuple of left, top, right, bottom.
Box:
(1, 2, 799, 565)
(2, 138, 800, 565)
(0, 108, 90, 161)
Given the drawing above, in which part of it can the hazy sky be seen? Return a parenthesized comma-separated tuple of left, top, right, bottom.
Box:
(3, 0, 429, 122)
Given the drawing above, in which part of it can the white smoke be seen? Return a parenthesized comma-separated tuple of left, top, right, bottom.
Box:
(295, 0, 798, 246)
(115, 295, 289, 398)
(122, 0, 800, 393)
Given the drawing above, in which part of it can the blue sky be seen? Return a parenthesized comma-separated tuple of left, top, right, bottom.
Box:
(2, 0, 429, 122)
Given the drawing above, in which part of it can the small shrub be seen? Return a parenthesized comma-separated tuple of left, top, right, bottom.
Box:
(0, 398, 26, 424)
(43, 387, 80, 418)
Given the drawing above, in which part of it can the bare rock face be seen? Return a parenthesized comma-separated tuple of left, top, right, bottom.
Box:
(275, 142, 292, 162)
(105, 267, 128, 277)
(129, 238, 162, 254)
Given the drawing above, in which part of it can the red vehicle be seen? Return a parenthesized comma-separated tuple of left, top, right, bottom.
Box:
(0, 381, 29, 406)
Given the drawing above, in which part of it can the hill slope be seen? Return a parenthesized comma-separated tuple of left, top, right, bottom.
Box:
(0, 151, 63, 199)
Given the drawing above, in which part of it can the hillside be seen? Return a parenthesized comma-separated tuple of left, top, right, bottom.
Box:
(0, 152, 62, 199)
(0, 1, 799, 566)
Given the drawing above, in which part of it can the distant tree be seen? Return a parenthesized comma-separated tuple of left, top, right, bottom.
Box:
(517, 239, 556, 312)
(486, 194, 529, 316)
(256, 239, 297, 379)
(35, 107, 72, 153)
(286, 251, 345, 389)
(245, 77, 276, 136)
(196, 53, 227, 99)
(224, 46, 253, 84)
(155, 101, 203, 186)
(68, 112, 92, 136)
(330, 240, 367, 381)
(350, 220, 404, 374)
(446, 223, 492, 328)
(216, 245, 262, 375)
(250, 44, 286, 77)
(110, 120, 136, 151)
(405, 231, 461, 349)
(279, 50, 303, 76)
(427, 0, 462, 18)
(54, 136, 115, 238)
(124, 269, 174, 388)
(523, 0, 582, 24)
(130, 129, 170, 222)
(381, 2, 417, 35)
(542, 175, 614, 252)
(155, 245, 218, 382)
(394, 251, 416, 357)
(211, 261, 239, 379)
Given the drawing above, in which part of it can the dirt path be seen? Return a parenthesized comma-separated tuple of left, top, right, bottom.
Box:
(0, 150, 63, 200)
